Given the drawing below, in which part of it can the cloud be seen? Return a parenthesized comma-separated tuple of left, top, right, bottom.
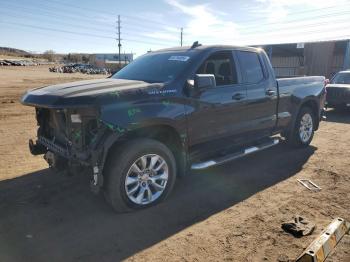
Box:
(147, 0, 350, 48)
(165, 0, 241, 45)
(254, 0, 349, 22)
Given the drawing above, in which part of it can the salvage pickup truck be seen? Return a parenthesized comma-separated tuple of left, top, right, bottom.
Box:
(22, 43, 326, 212)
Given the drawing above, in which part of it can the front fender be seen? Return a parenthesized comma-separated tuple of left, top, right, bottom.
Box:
(99, 97, 188, 138)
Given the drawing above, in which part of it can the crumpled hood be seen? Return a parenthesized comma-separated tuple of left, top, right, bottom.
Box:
(21, 78, 163, 108)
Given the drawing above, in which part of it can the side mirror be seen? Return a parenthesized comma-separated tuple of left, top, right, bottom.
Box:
(194, 74, 216, 90)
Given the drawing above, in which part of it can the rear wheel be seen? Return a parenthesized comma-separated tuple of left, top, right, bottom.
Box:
(104, 138, 176, 212)
(286, 106, 315, 147)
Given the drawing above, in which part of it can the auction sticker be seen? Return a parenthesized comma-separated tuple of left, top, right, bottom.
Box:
(168, 56, 190, 62)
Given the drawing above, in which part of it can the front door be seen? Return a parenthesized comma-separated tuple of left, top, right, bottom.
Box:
(186, 51, 249, 159)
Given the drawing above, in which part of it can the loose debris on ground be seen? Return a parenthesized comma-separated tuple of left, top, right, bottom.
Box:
(281, 216, 315, 237)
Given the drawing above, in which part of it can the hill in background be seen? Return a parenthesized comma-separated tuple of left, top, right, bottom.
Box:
(0, 47, 92, 63)
(0, 47, 34, 58)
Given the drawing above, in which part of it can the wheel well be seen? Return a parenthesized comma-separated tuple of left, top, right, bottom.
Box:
(106, 125, 187, 176)
(301, 100, 319, 130)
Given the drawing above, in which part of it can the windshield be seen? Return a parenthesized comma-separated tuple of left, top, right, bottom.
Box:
(331, 72, 350, 84)
(112, 52, 196, 83)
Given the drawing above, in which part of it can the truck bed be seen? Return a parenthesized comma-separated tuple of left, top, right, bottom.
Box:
(277, 76, 325, 88)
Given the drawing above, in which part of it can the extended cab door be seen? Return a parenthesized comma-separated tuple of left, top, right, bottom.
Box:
(235, 50, 278, 139)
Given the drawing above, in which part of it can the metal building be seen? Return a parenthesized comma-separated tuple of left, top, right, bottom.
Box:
(89, 53, 134, 68)
(256, 39, 350, 78)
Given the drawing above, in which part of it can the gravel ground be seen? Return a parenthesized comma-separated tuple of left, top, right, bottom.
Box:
(0, 66, 349, 262)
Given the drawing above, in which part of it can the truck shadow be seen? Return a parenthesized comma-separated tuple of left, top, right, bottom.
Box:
(325, 108, 350, 124)
(0, 143, 316, 262)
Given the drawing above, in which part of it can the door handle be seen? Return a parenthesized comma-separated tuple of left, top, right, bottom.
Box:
(266, 89, 276, 96)
(232, 93, 245, 100)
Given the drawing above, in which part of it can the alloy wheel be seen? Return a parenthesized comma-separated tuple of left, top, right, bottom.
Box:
(124, 154, 169, 205)
(299, 113, 313, 143)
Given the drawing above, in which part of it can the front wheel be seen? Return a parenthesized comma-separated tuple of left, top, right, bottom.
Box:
(104, 138, 177, 212)
(286, 107, 315, 147)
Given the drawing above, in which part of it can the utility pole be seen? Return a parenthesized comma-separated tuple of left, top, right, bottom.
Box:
(117, 15, 121, 67)
(180, 27, 183, 47)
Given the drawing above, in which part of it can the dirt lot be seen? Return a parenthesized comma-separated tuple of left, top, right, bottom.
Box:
(0, 66, 349, 262)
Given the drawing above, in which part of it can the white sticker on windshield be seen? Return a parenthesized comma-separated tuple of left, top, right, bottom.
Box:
(168, 56, 190, 62)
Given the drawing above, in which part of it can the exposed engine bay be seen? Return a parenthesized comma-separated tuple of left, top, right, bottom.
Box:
(29, 107, 101, 173)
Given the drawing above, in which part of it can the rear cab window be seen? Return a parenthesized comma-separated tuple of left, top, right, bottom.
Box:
(236, 51, 265, 84)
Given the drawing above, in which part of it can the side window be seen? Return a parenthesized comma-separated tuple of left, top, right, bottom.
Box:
(197, 51, 238, 86)
(237, 51, 264, 84)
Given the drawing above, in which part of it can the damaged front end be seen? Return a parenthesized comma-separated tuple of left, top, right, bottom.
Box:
(21, 78, 165, 193)
(29, 107, 107, 192)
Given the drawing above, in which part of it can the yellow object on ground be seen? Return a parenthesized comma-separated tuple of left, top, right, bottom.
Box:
(296, 217, 350, 262)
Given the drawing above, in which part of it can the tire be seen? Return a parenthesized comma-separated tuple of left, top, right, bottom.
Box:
(286, 106, 316, 148)
(103, 138, 177, 213)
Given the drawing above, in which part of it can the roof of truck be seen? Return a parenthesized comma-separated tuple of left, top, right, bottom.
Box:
(156, 44, 260, 53)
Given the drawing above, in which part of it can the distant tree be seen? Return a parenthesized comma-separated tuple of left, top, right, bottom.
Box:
(43, 50, 56, 62)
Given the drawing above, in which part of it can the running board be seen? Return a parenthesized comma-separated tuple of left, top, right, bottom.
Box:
(191, 138, 279, 170)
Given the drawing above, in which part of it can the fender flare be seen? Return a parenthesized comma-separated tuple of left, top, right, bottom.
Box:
(287, 96, 320, 137)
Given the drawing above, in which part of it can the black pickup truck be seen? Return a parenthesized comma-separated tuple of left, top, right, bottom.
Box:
(22, 43, 326, 212)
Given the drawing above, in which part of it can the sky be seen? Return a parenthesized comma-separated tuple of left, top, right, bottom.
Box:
(0, 0, 350, 57)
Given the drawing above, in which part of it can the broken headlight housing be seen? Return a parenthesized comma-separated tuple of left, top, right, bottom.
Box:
(68, 108, 100, 149)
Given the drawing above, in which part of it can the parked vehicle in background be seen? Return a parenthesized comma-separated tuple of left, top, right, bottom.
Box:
(0, 59, 40, 66)
(326, 70, 350, 110)
(21, 43, 327, 212)
(49, 64, 110, 75)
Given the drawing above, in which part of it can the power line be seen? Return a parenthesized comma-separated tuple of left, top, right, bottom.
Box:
(3, 0, 350, 35)
(0, 9, 178, 45)
(0, 1, 174, 32)
(0, 21, 173, 47)
(241, 16, 350, 34)
(2, 21, 114, 39)
(0, 9, 115, 34)
(4, 2, 350, 33)
(241, 26, 350, 39)
(39, 0, 179, 28)
(2, 15, 348, 49)
(2, 1, 349, 41)
(0, 2, 112, 26)
(41, 0, 350, 29)
(0, 5, 180, 42)
(235, 2, 350, 25)
(246, 35, 350, 47)
(3, 5, 347, 44)
(1, 23, 110, 47)
(2, 1, 349, 51)
(0, 2, 181, 44)
(240, 10, 350, 31)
